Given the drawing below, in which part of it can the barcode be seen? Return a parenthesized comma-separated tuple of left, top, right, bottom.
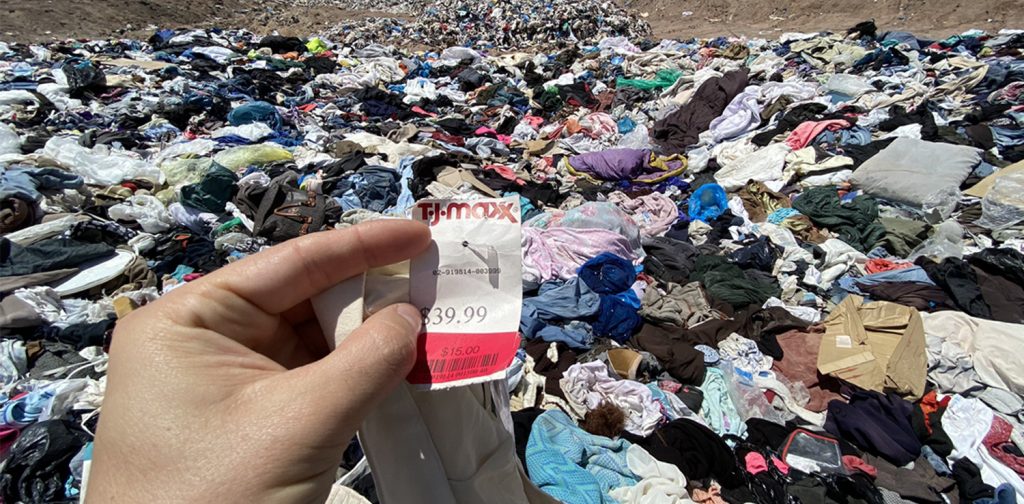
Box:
(428, 353, 499, 374)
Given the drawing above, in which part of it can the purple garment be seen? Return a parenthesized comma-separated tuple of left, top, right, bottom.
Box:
(522, 226, 640, 285)
(567, 149, 684, 183)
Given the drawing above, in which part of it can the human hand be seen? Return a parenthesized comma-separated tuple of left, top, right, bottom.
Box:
(89, 220, 431, 503)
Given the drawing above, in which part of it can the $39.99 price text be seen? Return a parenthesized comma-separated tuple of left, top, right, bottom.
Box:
(420, 305, 489, 326)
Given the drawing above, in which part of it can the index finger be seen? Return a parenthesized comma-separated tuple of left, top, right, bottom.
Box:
(188, 220, 431, 315)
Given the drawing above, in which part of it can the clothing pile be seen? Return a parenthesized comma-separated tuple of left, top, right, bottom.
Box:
(2, 15, 1024, 504)
(323, 0, 651, 49)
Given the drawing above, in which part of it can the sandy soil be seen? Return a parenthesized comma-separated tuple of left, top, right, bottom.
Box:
(2, 0, 1023, 43)
(634, 0, 1024, 39)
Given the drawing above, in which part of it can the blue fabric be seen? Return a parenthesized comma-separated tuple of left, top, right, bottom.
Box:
(333, 166, 401, 213)
(617, 117, 636, 134)
(506, 349, 526, 390)
(837, 266, 936, 295)
(1, 386, 55, 428)
(766, 207, 801, 224)
(591, 289, 642, 343)
(647, 383, 681, 419)
(536, 321, 595, 349)
(526, 410, 637, 504)
(392, 156, 417, 215)
(699, 367, 746, 439)
(227, 101, 283, 130)
(688, 184, 728, 223)
(525, 278, 601, 321)
(991, 126, 1024, 148)
(578, 252, 636, 294)
(975, 484, 1018, 504)
(521, 278, 600, 348)
(920, 445, 951, 476)
(0, 167, 84, 202)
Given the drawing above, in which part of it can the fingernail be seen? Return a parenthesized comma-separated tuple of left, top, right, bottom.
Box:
(396, 304, 423, 333)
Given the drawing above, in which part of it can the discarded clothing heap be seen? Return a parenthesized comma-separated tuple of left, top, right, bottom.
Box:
(2, 14, 1024, 504)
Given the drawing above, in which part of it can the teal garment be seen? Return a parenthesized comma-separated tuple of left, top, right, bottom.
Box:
(179, 164, 239, 214)
(688, 255, 780, 308)
(698, 367, 747, 439)
(616, 69, 683, 90)
(792, 186, 886, 253)
(526, 410, 637, 504)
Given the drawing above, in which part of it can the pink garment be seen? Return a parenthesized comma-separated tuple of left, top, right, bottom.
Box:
(608, 191, 679, 238)
(410, 106, 437, 117)
(521, 226, 639, 284)
(0, 426, 19, 459)
(659, 380, 682, 394)
(579, 112, 618, 139)
(785, 119, 852, 150)
(691, 484, 727, 504)
(746, 452, 769, 475)
(474, 126, 499, 136)
(771, 456, 790, 475)
(842, 455, 878, 478)
(483, 164, 525, 185)
(523, 115, 545, 128)
(983, 415, 1024, 476)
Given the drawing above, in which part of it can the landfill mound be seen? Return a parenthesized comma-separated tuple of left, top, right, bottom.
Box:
(4, 4, 1024, 504)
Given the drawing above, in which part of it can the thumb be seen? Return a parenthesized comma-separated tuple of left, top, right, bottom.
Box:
(272, 303, 422, 443)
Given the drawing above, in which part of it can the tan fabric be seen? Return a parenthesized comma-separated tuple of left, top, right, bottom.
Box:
(817, 294, 927, 400)
(964, 160, 1024, 198)
(607, 348, 642, 380)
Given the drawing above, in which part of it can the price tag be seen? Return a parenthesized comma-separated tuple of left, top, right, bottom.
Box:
(408, 197, 523, 389)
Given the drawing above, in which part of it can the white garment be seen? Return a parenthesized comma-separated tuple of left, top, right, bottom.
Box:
(923, 311, 1024, 397)
(943, 395, 1024, 501)
(921, 311, 1024, 418)
(762, 297, 821, 323)
(815, 239, 866, 288)
(560, 362, 663, 436)
(609, 445, 694, 504)
(714, 143, 791, 191)
(718, 333, 773, 375)
(168, 202, 219, 234)
(709, 86, 762, 143)
(211, 123, 275, 142)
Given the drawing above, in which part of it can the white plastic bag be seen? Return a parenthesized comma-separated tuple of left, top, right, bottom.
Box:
(976, 172, 1024, 230)
(42, 136, 163, 186)
(108, 195, 176, 233)
(0, 123, 20, 155)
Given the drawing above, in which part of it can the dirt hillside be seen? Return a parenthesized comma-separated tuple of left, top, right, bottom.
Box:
(3, 0, 1023, 43)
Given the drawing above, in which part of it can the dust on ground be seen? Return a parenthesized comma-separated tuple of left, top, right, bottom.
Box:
(2, 0, 1023, 43)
